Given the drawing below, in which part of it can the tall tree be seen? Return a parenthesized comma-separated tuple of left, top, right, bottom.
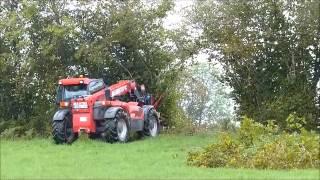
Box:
(193, 0, 319, 128)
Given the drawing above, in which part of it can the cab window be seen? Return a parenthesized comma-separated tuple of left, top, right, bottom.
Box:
(88, 80, 105, 94)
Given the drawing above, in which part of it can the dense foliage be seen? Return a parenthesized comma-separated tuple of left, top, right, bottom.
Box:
(193, 0, 320, 129)
(1, 0, 319, 137)
(187, 117, 320, 169)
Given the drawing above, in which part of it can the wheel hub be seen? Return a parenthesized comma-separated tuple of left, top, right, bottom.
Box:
(117, 119, 128, 141)
(149, 117, 158, 137)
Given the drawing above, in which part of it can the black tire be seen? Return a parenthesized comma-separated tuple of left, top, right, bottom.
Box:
(104, 110, 130, 143)
(143, 109, 159, 137)
(52, 115, 78, 144)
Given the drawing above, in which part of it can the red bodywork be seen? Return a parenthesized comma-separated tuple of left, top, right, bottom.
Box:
(59, 77, 91, 85)
(58, 78, 148, 133)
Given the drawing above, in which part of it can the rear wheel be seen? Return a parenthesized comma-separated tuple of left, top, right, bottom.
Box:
(52, 115, 77, 144)
(143, 109, 159, 137)
(104, 110, 129, 143)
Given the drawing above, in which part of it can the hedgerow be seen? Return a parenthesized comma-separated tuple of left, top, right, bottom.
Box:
(187, 116, 320, 169)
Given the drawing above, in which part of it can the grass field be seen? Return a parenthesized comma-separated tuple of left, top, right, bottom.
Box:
(1, 133, 319, 179)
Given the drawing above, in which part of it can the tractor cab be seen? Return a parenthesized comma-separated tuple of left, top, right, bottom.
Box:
(55, 77, 106, 108)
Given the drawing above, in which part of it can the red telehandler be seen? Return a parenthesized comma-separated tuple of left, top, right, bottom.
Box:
(52, 76, 162, 144)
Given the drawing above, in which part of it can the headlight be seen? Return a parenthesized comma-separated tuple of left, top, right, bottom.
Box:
(59, 101, 70, 108)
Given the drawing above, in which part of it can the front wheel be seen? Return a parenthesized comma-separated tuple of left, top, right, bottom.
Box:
(52, 116, 77, 144)
(104, 110, 130, 143)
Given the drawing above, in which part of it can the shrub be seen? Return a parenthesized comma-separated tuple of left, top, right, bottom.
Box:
(0, 115, 51, 139)
(253, 132, 320, 169)
(158, 90, 193, 134)
(0, 126, 24, 139)
(187, 117, 320, 169)
(285, 112, 306, 133)
(187, 133, 241, 167)
(238, 117, 266, 147)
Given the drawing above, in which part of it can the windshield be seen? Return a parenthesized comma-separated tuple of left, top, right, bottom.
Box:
(63, 84, 88, 100)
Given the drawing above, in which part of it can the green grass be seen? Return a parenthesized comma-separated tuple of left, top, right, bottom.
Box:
(1, 133, 319, 179)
